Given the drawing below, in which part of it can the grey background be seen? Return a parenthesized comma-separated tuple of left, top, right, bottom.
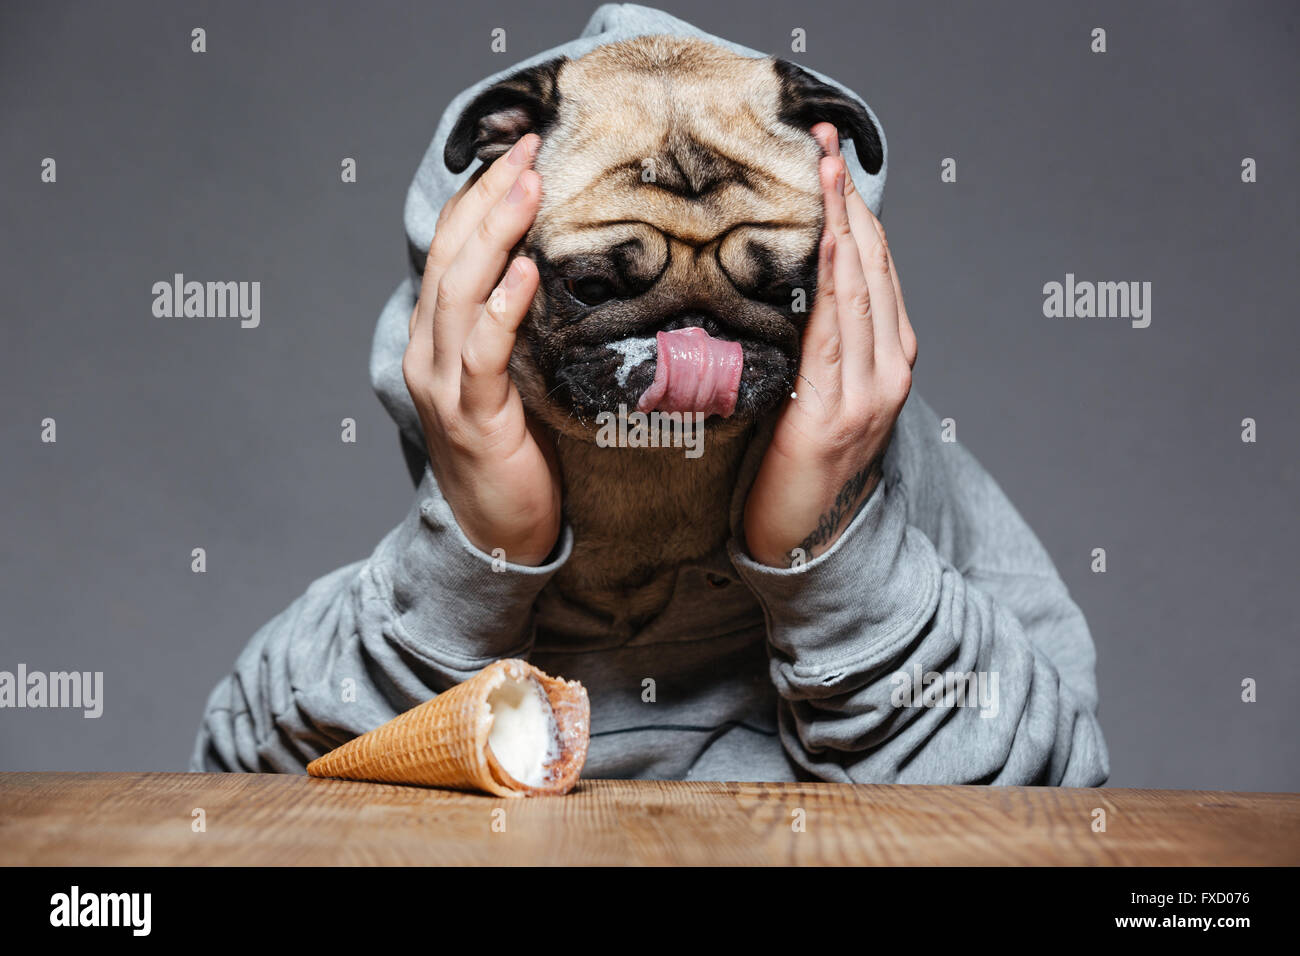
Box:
(1, 0, 1296, 791)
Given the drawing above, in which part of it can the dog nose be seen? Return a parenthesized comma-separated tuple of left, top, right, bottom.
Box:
(658, 313, 724, 338)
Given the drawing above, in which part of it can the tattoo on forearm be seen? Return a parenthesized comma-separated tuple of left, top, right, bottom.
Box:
(797, 457, 884, 559)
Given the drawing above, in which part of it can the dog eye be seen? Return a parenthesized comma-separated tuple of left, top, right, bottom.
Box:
(563, 276, 617, 307)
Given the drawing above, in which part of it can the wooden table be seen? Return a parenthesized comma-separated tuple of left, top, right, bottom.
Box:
(1, 772, 1296, 865)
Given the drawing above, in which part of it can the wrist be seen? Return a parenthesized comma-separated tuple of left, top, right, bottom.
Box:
(800, 456, 883, 556)
(746, 455, 883, 568)
(459, 514, 561, 568)
(462, 488, 562, 566)
(430, 464, 561, 567)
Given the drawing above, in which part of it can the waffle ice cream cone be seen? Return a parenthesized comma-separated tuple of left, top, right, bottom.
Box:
(306, 659, 589, 797)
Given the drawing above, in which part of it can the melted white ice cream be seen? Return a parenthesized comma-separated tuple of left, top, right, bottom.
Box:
(487, 674, 559, 787)
(607, 336, 657, 387)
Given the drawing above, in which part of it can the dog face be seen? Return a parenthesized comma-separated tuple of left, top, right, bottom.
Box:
(442, 36, 883, 440)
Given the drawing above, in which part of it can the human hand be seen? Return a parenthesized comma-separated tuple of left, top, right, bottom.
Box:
(402, 134, 562, 566)
(743, 123, 918, 568)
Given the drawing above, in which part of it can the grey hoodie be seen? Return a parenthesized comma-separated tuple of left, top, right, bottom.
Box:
(191, 4, 1109, 786)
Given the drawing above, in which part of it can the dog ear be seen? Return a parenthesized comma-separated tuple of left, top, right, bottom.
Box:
(444, 57, 568, 173)
(772, 59, 883, 175)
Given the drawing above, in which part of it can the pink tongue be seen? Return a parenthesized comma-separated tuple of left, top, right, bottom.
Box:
(636, 327, 744, 418)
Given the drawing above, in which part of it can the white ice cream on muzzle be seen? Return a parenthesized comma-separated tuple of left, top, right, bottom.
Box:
(486, 674, 560, 787)
(607, 336, 657, 387)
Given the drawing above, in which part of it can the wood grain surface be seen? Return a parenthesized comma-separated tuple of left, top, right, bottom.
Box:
(1, 772, 1296, 866)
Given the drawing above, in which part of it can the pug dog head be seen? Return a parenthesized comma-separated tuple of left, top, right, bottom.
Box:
(441, 35, 883, 441)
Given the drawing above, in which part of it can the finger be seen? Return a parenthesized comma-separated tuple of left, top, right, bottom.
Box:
(415, 138, 537, 350)
(890, 250, 918, 367)
(413, 177, 487, 361)
(842, 189, 915, 366)
(810, 121, 840, 157)
(794, 229, 839, 389)
(459, 256, 539, 416)
(426, 134, 540, 278)
(436, 163, 489, 233)
(434, 168, 542, 375)
(403, 298, 435, 402)
(793, 126, 847, 404)
(822, 156, 874, 384)
(862, 228, 904, 370)
(409, 236, 442, 358)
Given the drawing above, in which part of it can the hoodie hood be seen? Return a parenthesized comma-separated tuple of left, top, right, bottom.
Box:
(371, 2, 888, 462)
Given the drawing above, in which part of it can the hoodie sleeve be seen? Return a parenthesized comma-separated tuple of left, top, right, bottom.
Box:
(190, 462, 572, 773)
(727, 396, 1109, 787)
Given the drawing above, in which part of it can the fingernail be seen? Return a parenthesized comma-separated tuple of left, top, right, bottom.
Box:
(508, 135, 535, 165)
(836, 165, 845, 195)
(506, 175, 528, 204)
(502, 258, 523, 288)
